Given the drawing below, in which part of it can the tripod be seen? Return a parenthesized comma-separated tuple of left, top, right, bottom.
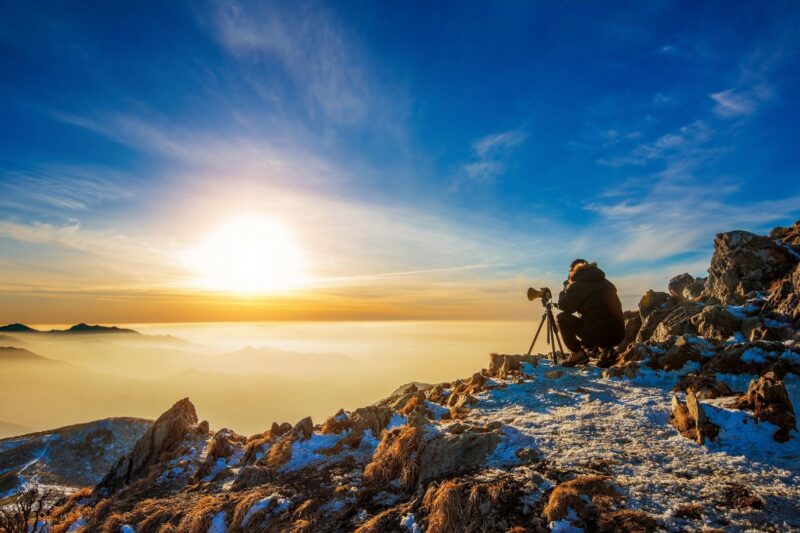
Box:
(526, 299, 565, 364)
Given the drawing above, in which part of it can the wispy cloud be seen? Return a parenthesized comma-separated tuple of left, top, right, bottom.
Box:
(710, 82, 774, 118)
(585, 117, 800, 264)
(462, 129, 527, 183)
(0, 164, 134, 213)
(203, 0, 398, 127)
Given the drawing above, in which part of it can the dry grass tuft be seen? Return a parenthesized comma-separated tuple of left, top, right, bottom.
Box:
(362, 425, 423, 490)
(597, 509, 659, 532)
(353, 504, 411, 533)
(174, 496, 225, 533)
(260, 434, 295, 469)
(542, 475, 620, 523)
(48, 487, 92, 524)
(423, 480, 466, 533)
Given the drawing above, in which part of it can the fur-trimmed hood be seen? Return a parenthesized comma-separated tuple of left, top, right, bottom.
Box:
(569, 261, 605, 283)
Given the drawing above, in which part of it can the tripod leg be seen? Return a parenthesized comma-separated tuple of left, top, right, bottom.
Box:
(527, 313, 547, 355)
(548, 317, 557, 364)
(549, 309, 565, 364)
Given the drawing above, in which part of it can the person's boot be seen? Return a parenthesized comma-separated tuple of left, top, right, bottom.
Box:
(561, 350, 589, 367)
(596, 348, 619, 368)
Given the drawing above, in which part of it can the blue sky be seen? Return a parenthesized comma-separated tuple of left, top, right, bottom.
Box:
(1, 1, 799, 322)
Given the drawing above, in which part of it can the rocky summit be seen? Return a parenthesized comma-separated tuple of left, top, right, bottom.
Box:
(23, 221, 800, 532)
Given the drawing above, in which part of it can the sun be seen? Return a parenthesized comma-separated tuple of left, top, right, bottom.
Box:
(185, 214, 304, 295)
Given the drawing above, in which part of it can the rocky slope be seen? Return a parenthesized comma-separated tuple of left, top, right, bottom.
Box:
(0, 418, 151, 503)
(24, 221, 800, 532)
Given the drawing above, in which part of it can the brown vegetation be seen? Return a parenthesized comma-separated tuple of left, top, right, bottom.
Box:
(362, 425, 423, 491)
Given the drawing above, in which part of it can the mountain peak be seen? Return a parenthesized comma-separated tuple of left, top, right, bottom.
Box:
(0, 323, 38, 332)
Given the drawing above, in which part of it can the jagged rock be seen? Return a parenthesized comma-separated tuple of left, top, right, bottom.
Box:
(271, 421, 293, 437)
(674, 374, 734, 399)
(417, 430, 500, 485)
(733, 371, 797, 442)
(770, 219, 800, 246)
(486, 353, 536, 378)
(690, 304, 742, 342)
(649, 336, 705, 371)
(616, 310, 642, 352)
(197, 428, 243, 479)
(764, 263, 800, 325)
(635, 308, 670, 344)
(95, 398, 199, 494)
(638, 290, 673, 317)
(649, 303, 703, 343)
(702, 230, 798, 304)
(668, 273, 695, 301)
(670, 392, 719, 444)
(293, 416, 314, 440)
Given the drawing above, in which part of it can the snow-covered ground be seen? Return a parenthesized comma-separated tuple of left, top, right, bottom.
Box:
(471, 359, 800, 531)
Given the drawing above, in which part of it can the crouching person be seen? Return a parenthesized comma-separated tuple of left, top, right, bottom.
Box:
(557, 259, 625, 367)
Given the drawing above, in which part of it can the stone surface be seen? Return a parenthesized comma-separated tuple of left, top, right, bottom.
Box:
(668, 273, 695, 301)
(417, 430, 500, 485)
(690, 304, 742, 342)
(96, 398, 199, 494)
(733, 371, 797, 442)
(638, 290, 672, 318)
(649, 303, 703, 343)
(702, 230, 798, 304)
(616, 310, 642, 352)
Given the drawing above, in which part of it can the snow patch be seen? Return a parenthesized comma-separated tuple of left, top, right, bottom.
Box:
(208, 511, 227, 533)
(400, 512, 422, 533)
(241, 494, 291, 527)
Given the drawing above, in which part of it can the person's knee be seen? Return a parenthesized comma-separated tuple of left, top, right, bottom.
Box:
(556, 312, 573, 326)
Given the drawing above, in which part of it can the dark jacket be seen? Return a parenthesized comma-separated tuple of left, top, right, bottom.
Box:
(558, 263, 625, 345)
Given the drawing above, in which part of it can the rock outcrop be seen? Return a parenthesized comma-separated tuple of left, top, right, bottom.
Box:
(95, 398, 203, 494)
(733, 372, 797, 442)
(670, 392, 719, 444)
(702, 230, 798, 304)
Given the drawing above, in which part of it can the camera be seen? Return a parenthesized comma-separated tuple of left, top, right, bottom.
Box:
(527, 287, 552, 302)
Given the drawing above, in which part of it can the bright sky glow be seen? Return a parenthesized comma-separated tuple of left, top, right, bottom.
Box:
(184, 215, 304, 295)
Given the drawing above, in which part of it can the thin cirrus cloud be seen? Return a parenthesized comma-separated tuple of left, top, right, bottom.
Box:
(463, 129, 528, 183)
(710, 82, 774, 118)
(203, 0, 403, 129)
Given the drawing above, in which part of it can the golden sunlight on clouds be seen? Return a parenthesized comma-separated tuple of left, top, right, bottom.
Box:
(183, 213, 304, 295)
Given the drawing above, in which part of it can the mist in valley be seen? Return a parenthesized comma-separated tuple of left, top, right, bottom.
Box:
(0, 321, 542, 437)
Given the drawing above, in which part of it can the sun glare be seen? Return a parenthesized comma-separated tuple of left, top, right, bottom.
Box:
(185, 214, 304, 295)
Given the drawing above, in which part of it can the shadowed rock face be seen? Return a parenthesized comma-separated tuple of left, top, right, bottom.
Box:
(702, 230, 798, 304)
(95, 398, 201, 495)
(734, 372, 797, 442)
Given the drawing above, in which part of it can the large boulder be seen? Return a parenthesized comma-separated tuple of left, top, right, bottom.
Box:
(733, 372, 797, 442)
(690, 304, 742, 342)
(638, 290, 672, 317)
(417, 429, 500, 485)
(649, 303, 703, 343)
(702, 230, 798, 304)
(96, 398, 201, 494)
(668, 273, 705, 302)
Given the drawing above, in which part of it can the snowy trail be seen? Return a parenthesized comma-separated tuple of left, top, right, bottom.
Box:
(472, 360, 800, 531)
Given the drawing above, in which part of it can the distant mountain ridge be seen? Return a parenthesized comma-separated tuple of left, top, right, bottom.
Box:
(0, 323, 139, 335)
